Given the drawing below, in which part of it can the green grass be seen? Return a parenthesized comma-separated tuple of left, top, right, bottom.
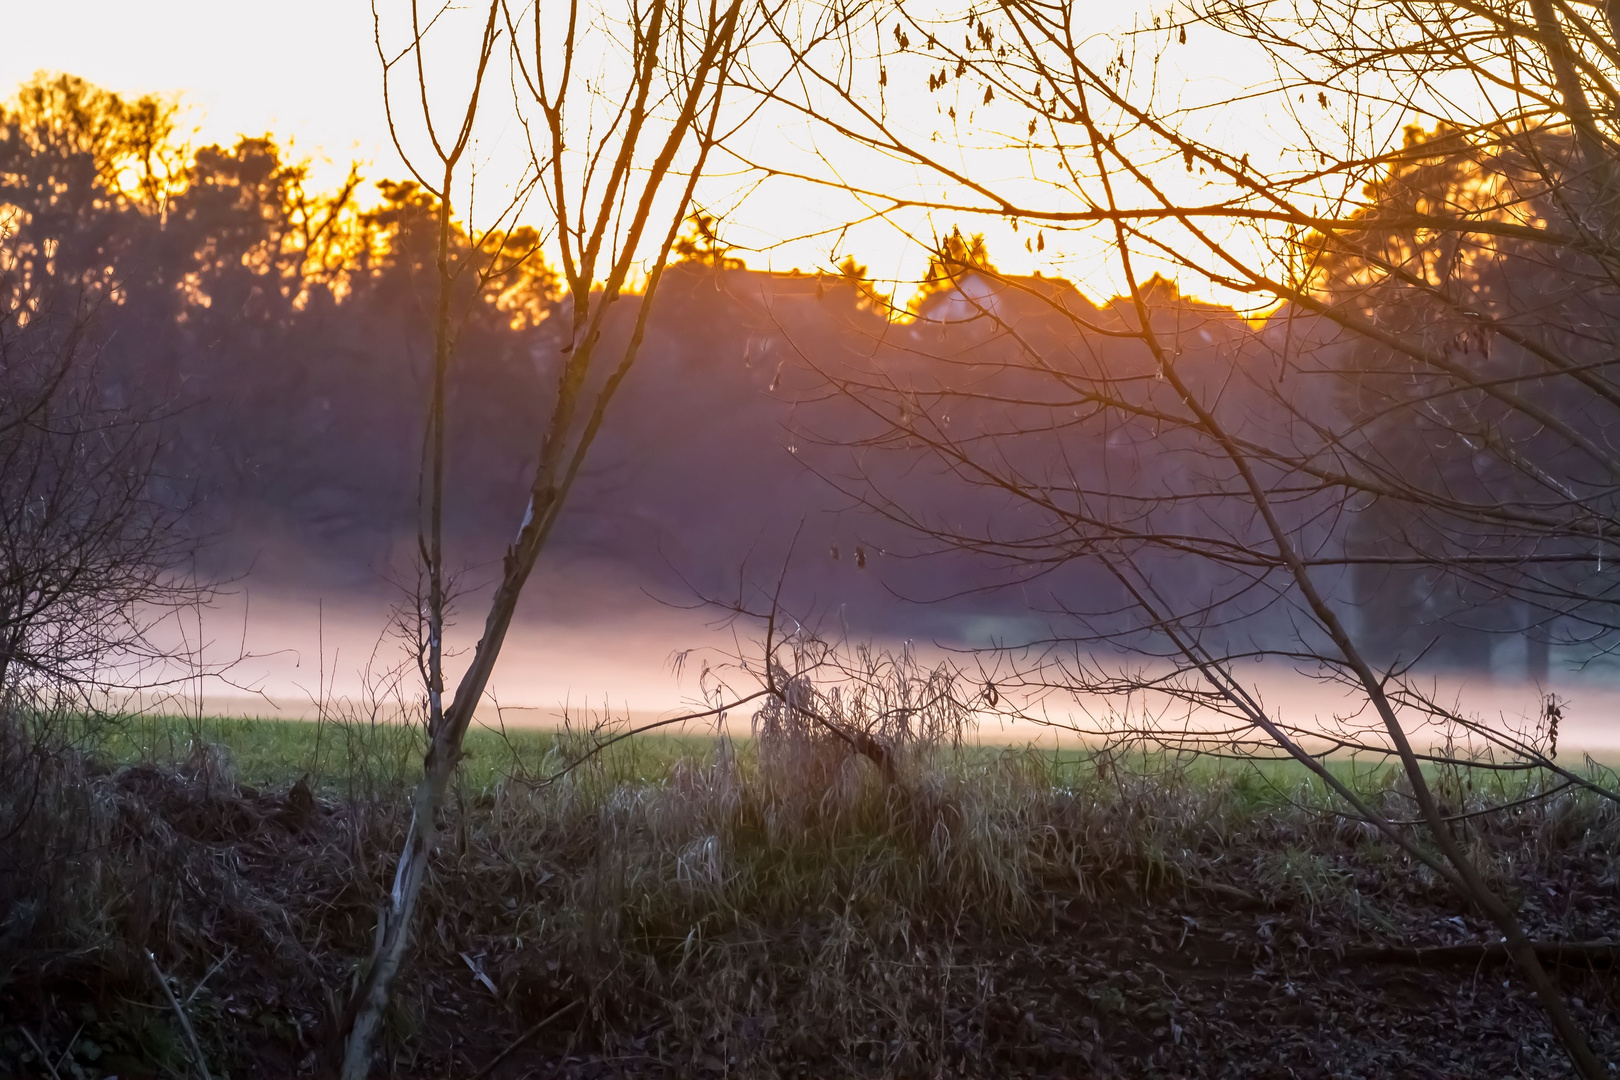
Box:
(78, 712, 1205, 794)
(76, 711, 1602, 818)
(84, 712, 731, 794)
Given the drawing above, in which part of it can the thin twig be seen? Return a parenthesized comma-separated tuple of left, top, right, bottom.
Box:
(471, 1000, 580, 1079)
(19, 1027, 62, 1080)
(183, 945, 235, 1008)
(1349, 940, 1620, 967)
(146, 949, 214, 1080)
(52, 1023, 84, 1078)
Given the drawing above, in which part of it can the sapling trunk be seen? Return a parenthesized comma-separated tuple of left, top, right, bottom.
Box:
(340, 2, 745, 1072)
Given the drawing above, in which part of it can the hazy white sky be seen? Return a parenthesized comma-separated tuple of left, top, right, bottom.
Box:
(3, 0, 390, 174)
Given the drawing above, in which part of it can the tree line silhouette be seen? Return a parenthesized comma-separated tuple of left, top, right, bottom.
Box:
(1, 73, 1595, 666)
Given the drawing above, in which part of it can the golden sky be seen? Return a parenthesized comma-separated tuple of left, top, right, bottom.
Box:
(7, 0, 1337, 307)
(4, 1, 382, 161)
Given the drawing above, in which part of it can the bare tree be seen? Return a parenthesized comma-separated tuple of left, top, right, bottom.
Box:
(340, 0, 763, 1072)
(0, 235, 202, 706)
(741, 0, 1620, 1072)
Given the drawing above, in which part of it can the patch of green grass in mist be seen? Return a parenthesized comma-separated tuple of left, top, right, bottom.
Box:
(79, 712, 1602, 814)
(86, 712, 726, 793)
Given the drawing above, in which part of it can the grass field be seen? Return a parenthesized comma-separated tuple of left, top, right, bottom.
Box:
(86, 712, 786, 795)
(79, 708, 1599, 813)
(5, 705, 1619, 1079)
